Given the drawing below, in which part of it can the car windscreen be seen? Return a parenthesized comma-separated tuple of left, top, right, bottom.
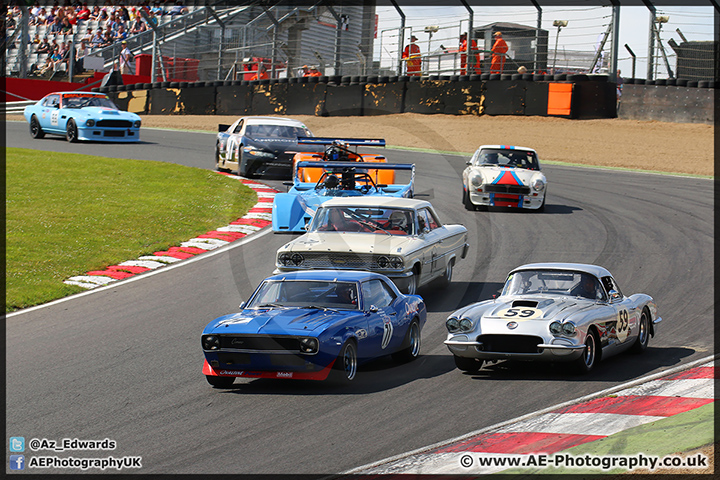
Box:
(247, 280, 359, 310)
(475, 148, 539, 170)
(310, 206, 414, 235)
(502, 270, 605, 300)
(245, 124, 311, 139)
(62, 95, 119, 109)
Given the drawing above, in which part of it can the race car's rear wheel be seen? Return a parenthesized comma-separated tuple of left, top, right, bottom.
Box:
(205, 375, 235, 388)
(631, 309, 650, 353)
(392, 320, 421, 363)
(215, 148, 227, 172)
(437, 259, 454, 288)
(574, 330, 599, 374)
(66, 119, 78, 143)
(330, 340, 357, 384)
(454, 355, 482, 373)
(30, 115, 45, 139)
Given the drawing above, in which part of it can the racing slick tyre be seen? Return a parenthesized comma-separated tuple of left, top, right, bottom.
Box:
(462, 188, 475, 211)
(630, 309, 650, 354)
(30, 115, 45, 139)
(454, 355, 483, 373)
(66, 119, 78, 143)
(330, 341, 358, 384)
(392, 320, 421, 363)
(205, 375, 235, 388)
(574, 330, 600, 374)
(437, 259, 454, 288)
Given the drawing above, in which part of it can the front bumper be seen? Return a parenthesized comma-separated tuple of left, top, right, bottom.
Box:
(445, 334, 585, 362)
(468, 190, 545, 209)
(77, 126, 140, 142)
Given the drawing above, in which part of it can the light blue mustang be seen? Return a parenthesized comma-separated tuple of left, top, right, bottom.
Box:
(272, 161, 415, 233)
(24, 91, 141, 143)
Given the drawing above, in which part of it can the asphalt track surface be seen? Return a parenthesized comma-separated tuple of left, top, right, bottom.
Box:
(6, 122, 714, 475)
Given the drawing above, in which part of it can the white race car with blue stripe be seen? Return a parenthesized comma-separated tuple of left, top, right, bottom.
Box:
(461, 145, 547, 211)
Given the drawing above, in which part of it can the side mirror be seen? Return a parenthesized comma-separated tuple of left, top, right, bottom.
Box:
(608, 290, 622, 302)
(368, 305, 379, 313)
(466, 160, 472, 165)
(239, 301, 246, 309)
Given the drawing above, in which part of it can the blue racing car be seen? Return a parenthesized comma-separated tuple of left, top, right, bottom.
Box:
(272, 161, 415, 233)
(201, 270, 426, 386)
(24, 91, 141, 142)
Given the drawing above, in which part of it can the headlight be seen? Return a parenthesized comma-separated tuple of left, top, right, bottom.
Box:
(277, 252, 303, 266)
(376, 255, 403, 269)
(470, 174, 483, 187)
(202, 335, 220, 350)
(299, 337, 319, 354)
(532, 178, 545, 192)
(446, 317, 460, 333)
(86, 119, 95, 127)
(133, 120, 141, 128)
(459, 318, 474, 332)
(549, 322, 563, 335)
(562, 322, 576, 335)
(243, 147, 274, 158)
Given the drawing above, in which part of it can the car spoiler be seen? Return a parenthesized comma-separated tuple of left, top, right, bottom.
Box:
(295, 161, 415, 184)
(218, 124, 231, 132)
(296, 137, 386, 147)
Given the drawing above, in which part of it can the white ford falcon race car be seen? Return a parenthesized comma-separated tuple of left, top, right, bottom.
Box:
(444, 263, 661, 374)
(275, 197, 470, 295)
(462, 145, 547, 211)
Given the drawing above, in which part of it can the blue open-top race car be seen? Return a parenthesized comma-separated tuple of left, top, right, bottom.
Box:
(201, 270, 427, 386)
(272, 161, 415, 233)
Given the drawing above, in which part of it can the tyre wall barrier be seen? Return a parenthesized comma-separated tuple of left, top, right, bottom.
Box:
(103, 76, 711, 124)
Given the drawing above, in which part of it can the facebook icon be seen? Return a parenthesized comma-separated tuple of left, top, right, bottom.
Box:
(9, 455, 25, 470)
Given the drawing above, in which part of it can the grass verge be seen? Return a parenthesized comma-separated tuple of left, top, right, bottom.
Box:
(6, 147, 257, 312)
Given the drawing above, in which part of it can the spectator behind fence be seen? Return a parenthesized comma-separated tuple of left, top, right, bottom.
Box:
(91, 27, 104, 49)
(37, 37, 51, 53)
(119, 40, 135, 75)
(169, 1, 188, 16)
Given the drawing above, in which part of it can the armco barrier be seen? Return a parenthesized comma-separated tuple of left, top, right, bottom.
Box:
(618, 83, 713, 124)
(103, 75, 711, 124)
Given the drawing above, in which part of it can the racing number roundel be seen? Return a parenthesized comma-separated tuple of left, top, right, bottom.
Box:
(497, 307, 542, 320)
(617, 309, 630, 342)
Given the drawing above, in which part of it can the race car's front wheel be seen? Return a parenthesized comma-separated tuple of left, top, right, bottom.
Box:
(30, 115, 45, 139)
(392, 320, 421, 363)
(454, 355, 482, 373)
(205, 375, 235, 388)
(330, 341, 357, 384)
(462, 188, 475, 211)
(66, 119, 78, 143)
(403, 270, 419, 296)
(574, 330, 599, 374)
